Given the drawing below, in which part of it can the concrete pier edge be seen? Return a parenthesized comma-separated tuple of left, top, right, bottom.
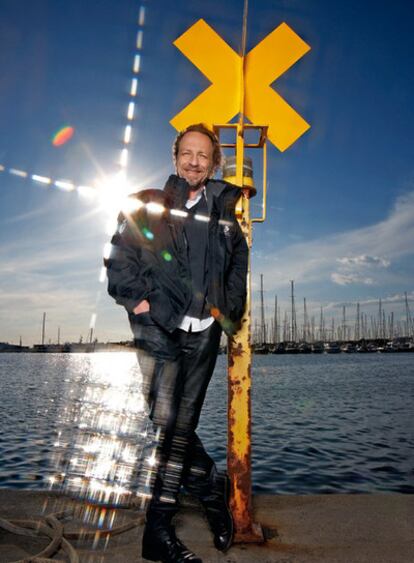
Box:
(0, 490, 413, 562)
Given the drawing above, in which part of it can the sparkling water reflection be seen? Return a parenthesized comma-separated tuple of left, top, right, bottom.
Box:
(0, 352, 413, 493)
(49, 353, 155, 505)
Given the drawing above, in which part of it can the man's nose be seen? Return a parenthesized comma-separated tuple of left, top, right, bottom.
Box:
(188, 153, 199, 166)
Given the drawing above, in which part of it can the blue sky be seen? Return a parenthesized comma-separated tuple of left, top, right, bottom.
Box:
(0, 0, 413, 345)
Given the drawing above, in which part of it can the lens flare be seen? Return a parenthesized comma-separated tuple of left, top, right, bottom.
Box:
(194, 213, 210, 223)
(9, 168, 27, 178)
(142, 227, 154, 240)
(146, 202, 164, 214)
(133, 55, 141, 74)
(54, 179, 74, 191)
(52, 125, 75, 147)
(130, 78, 138, 96)
(170, 209, 188, 218)
(32, 174, 51, 185)
(161, 250, 172, 262)
(210, 307, 221, 319)
(127, 102, 135, 120)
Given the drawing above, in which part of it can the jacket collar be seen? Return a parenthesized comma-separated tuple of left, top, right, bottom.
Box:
(163, 175, 190, 209)
(205, 179, 242, 215)
(163, 174, 242, 214)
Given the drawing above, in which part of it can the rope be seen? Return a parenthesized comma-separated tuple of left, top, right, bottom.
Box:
(0, 507, 145, 562)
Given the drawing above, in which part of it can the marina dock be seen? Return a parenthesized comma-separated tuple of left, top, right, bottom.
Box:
(1, 490, 413, 562)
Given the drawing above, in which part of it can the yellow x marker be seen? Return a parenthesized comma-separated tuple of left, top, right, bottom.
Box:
(170, 19, 310, 152)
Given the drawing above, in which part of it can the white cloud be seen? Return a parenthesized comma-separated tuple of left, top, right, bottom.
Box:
(331, 272, 373, 286)
(326, 291, 414, 310)
(332, 254, 390, 286)
(253, 190, 414, 289)
(336, 255, 390, 268)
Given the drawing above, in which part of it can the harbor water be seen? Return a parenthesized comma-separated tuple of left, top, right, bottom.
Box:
(0, 352, 413, 494)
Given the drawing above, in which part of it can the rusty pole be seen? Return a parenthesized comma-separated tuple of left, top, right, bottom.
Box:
(218, 121, 267, 543)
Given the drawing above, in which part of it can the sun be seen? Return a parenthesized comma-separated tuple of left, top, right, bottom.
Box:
(95, 171, 143, 231)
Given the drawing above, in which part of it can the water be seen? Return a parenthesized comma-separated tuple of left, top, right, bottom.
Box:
(0, 352, 413, 494)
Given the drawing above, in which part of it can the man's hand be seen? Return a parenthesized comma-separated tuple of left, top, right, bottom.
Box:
(133, 299, 150, 315)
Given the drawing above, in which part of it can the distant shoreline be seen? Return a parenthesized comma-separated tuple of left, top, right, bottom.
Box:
(1, 337, 413, 354)
(0, 342, 133, 353)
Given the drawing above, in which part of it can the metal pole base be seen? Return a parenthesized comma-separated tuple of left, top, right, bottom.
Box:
(234, 521, 265, 543)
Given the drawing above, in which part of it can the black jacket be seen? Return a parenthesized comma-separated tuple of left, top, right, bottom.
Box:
(105, 175, 248, 335)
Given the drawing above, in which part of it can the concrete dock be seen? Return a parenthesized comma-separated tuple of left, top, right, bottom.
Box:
(0, 490, 413, 562)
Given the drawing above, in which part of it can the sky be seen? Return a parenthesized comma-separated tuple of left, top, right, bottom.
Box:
(0, 0, 413, 345)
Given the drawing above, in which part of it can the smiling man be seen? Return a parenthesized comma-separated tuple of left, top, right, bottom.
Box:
(174, 126, 222, 189)
(106, 123, 248, 563)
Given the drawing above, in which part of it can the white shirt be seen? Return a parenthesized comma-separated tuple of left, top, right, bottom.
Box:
(177, 187, 215, 333)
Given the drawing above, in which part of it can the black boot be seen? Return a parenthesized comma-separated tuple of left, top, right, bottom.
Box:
(142, 507, 202, 563)
(200, 471, 233, 552)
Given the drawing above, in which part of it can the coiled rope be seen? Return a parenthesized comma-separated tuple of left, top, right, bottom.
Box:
(0, 507, 145, 562)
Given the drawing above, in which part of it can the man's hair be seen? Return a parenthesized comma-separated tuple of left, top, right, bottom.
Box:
(172, 123, 222, 174)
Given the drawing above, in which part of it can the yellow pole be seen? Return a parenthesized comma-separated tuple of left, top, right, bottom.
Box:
(226, 0, 263, 542)
(227, 127, 264, 542)
(218, 121, 267, 543)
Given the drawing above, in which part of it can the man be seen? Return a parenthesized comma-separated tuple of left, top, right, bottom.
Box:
(105, 124, 248, 562)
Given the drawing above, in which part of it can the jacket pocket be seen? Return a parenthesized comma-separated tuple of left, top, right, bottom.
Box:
(132, 311, 155, 326)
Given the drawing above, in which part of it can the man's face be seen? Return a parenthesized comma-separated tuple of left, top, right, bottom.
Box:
(175, 131, 215, 189)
